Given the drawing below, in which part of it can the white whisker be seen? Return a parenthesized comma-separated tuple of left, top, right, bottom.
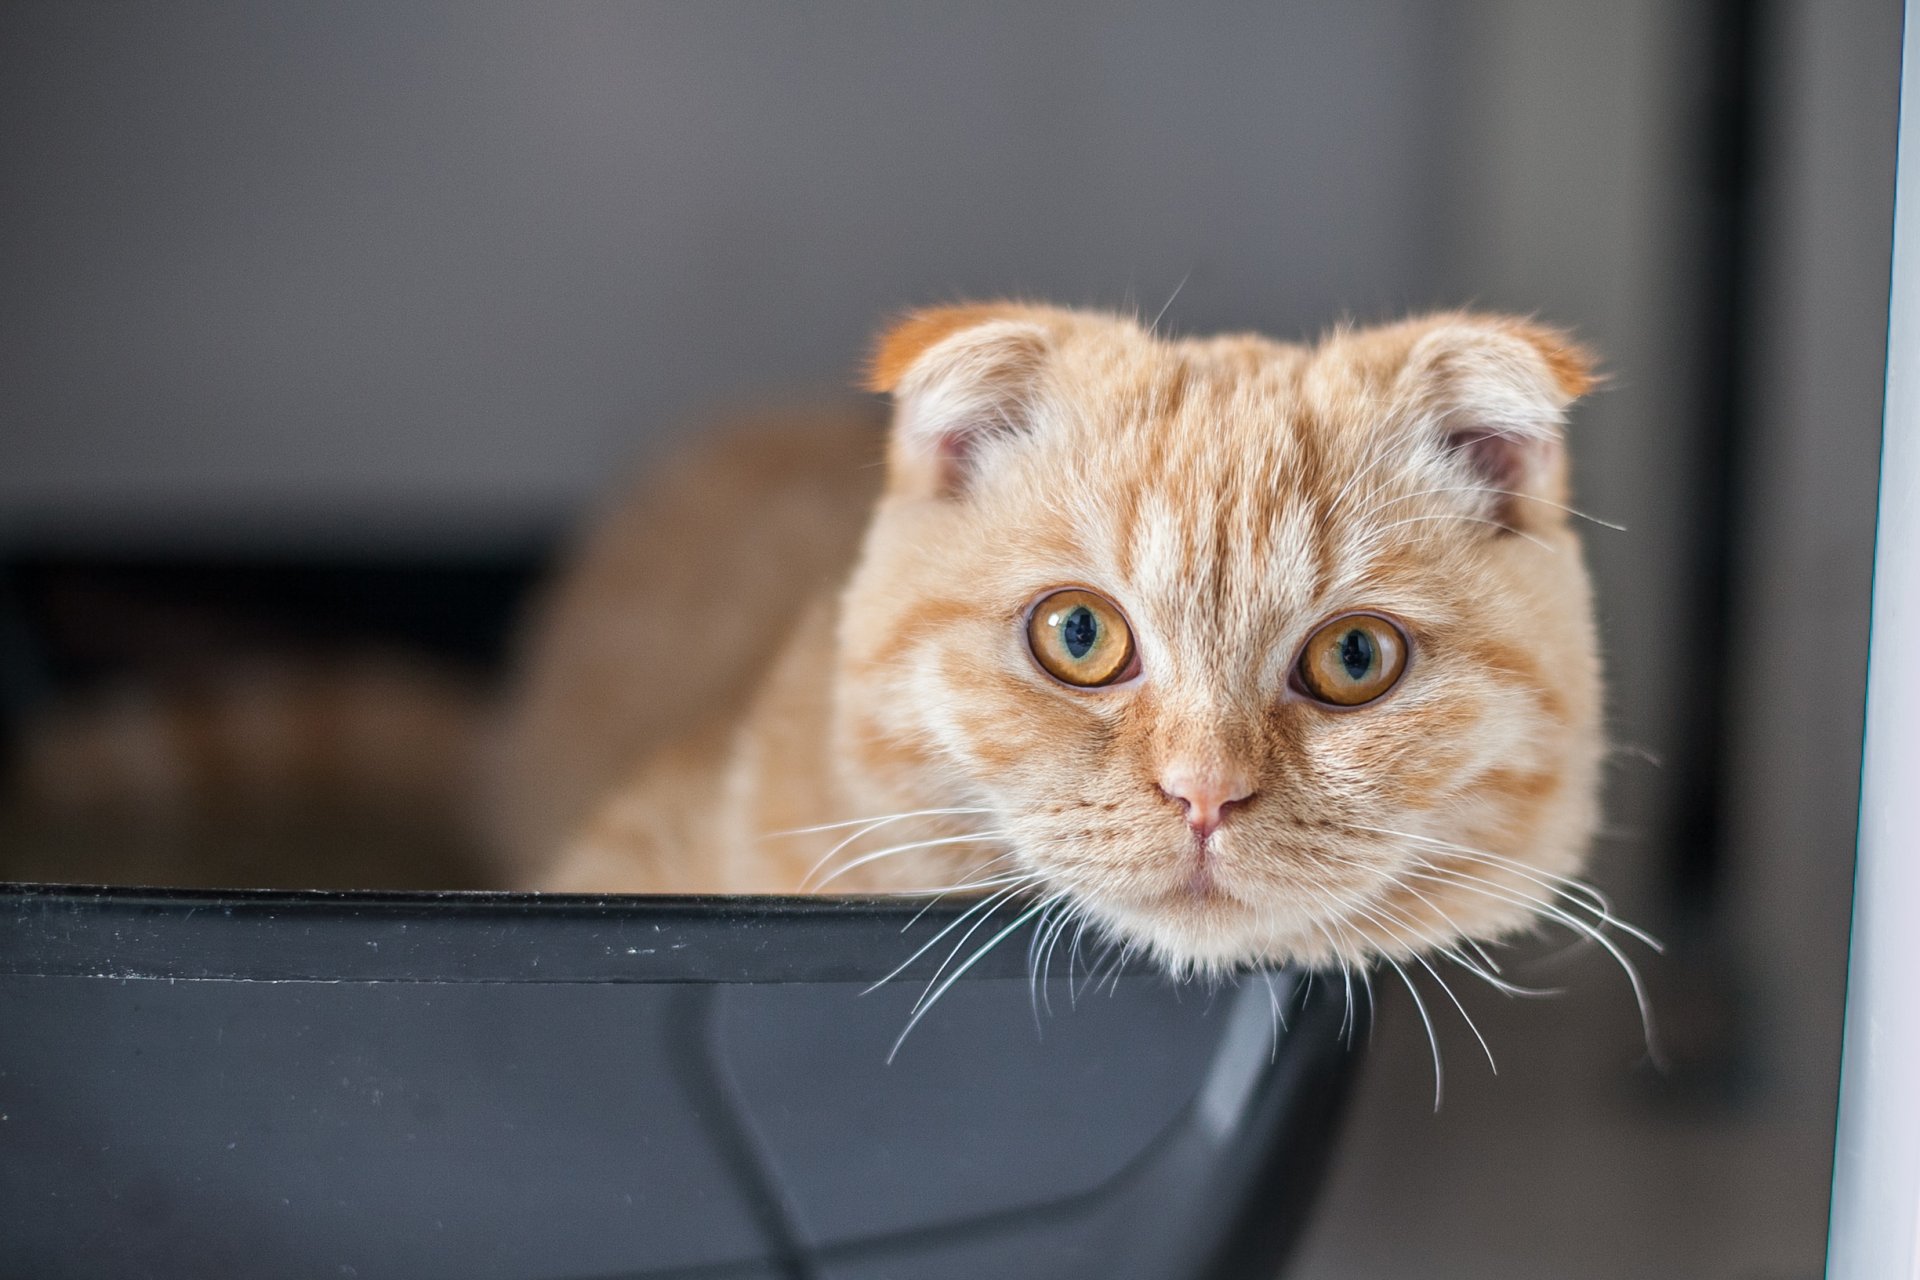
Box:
(882, 867, 1030, 898)
(768, 806, 996, 839)
(1067, 917, 1093, 1008)
(889, 896, 1052, 1062)
(1077, 937, 1118, 1005)
(1325, 435, 1412, 523)
(1364, 483, 1626, 532)
(1026, 893, 1071, 1031)
(1375, 877, 1561, 999)
(1370, 513, 1557, 555)
(810, 830, 1010, 891)
(909, 886, 1038, 1015)
(1348, 823, 1662, 951)
(799, 811, 975, 888)
(1260, 970, 1284, 1061)
(1384, 952, 1444, 1111)
(1102, 941, 1135, 998)
(1406, 866, 1662, 1065)
(1148, 269, 1191, 334)
(1038, 901, 1080, 1017)
(1349, 900, 1497, 1079)
(863, 881, 1033, 994)
(1307, 918, 1359, 1046)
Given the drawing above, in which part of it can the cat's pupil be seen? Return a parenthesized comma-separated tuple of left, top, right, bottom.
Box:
(1062, 607, 1099, 659)
(1339, 628, 1374, 680)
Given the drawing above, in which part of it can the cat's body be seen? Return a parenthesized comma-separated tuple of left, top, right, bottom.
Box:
(490, 405, 886, 889)
(497, 303, 1605, 977)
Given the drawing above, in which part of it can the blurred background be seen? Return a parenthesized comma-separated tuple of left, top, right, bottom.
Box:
(0, 2, 1899, 1276)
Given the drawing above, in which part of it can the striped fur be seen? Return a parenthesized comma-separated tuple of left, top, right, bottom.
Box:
(529, 305, 1605, 975)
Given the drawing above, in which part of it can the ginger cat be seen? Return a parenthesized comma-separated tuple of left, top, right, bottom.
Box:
(495, 303, 1613, 979)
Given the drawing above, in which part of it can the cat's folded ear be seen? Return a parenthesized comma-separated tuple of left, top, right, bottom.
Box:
(1393, 315, 1599, 528)
(865, 303, 1055, 498)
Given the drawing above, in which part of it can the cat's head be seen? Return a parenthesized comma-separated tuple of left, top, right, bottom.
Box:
(835, 303, 1602, 974)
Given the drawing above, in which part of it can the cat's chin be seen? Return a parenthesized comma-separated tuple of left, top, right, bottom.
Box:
(1072, 885, 1328, 974)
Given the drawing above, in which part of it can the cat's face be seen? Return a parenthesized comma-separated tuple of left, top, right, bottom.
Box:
(834, 305, 1602, 974)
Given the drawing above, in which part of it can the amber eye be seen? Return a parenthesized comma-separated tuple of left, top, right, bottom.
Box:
(1295, 613, 1409, 707)
(1026, 589, 1136, 687)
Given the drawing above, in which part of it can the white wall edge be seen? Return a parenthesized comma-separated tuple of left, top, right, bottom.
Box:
(1826, 3, 1920, 1276)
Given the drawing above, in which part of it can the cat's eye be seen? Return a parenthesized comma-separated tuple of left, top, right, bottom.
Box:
(1294, 613, 1409, 707)
(1026, 589, 1137, 688)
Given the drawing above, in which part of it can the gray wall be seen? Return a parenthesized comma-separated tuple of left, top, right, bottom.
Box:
(1731, 0, 1899, 1118)
(1, 1, 1455, 549)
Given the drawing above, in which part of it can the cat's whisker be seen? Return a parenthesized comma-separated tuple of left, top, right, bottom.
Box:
(1344, 451, 1457, 532)
(1102, 941, 1135, 998)
(1295, 874, 1509, 1065)
(769, 806, 996, 839)
(1382, 951, 1445, 1112)
(1147, 270, 1192, 335)
(1066, 917, 1094, 1009)
(1346, 900, 1498, 1081)
(1348, 823, 1660, 950)
(1324, 435, 1411, 523)
(1463, 935, 1505, 977)
(1340, 959, 1360, 1048)
(1302, 914, 1350, 967)
(1370, 513, 1558, 555)
(1076, 936, 1119, 1006)
(1444, 950, 1564, 1000)
(1433, 941, 1561, 999)
(1523, 929, 1639, 973)
(910, 882, 1047, 1018)
(1032, 885, 1098, 1008)
(863, 880, 1034, 995)
(1607, 742, 1665, 768)
(794, 807, 1002, 890)
(888, 895, 1053, 1063)
(1362, 483, 1626, 532)
(1406, 862, 1609, 947)
(1025, 897, 1052, 1028)
(1039, 900, 1081, 1018)
(1362, 875, 1562, 1000)
(1404, 866, 1662, 1065)
(882, 868, 1031, 898)
(1356, 951, 1379, 1046)
(1342, 961, 1358, 1047)
(1371, 887, 1555, 1001)
(1377, 829, 1623, 920)
(899, 859, 1031, 931)
(931, 847, 1025, 883)
(1303, 888, 1393, 1050)
(810, 830, 1012, 891)
(1033, 903, 1063, 1017)
(1076, 939, 1111, 1004)
(1026, 893, 1073, 1029)
(1304, 918, 1359, 1045)
(799, 815, 952, 888)
(1260, 970, 1285, 1062)
(1434, 851, 1659, 950)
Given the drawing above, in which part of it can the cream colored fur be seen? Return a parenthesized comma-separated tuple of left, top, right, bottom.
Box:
(499, 305, 1606, 976)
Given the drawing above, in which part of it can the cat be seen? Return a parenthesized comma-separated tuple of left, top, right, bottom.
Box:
(493, 301, 1617, 981)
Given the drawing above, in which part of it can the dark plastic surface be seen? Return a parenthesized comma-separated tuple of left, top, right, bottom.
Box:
(0, 885, 1358, 1279)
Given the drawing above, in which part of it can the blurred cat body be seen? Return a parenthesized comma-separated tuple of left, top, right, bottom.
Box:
(499, 304, 1604, 975)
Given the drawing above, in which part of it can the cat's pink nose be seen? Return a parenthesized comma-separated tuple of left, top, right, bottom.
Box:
(1158, 767, 1255, 839)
